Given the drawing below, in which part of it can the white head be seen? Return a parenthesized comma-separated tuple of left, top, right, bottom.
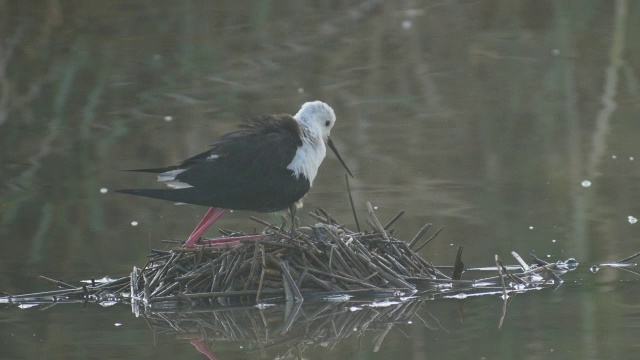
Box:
(287, 101, 352, 185)
(287, 101, 336, 185)
(293, 101, 336, 141)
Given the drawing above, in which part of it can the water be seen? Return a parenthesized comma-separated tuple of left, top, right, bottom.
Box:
(2, 1, 640, 359)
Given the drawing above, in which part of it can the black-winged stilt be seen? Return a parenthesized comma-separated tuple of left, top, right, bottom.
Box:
(117, 101, 352, 247)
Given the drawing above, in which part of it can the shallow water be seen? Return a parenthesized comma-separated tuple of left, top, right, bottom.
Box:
(1, 1, 640, 359)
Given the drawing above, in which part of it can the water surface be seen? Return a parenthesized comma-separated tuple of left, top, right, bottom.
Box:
(1, 1, 640, 359)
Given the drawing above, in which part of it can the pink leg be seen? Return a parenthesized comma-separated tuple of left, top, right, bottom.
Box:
(188, 207, 218, 240)
(189, 339, 219, 360)
(184, 207, 227, 248)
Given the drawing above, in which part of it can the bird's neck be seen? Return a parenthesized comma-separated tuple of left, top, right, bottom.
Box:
(286, 125, 326, 185)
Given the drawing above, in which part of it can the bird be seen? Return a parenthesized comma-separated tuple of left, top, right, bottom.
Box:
(117, 101, 353, 248)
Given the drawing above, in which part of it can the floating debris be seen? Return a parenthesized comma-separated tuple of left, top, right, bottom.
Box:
(590, 251, 640, 275)
(1, 206, 579, 313)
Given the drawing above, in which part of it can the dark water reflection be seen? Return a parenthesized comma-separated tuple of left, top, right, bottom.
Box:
(1, 1, 640, 359)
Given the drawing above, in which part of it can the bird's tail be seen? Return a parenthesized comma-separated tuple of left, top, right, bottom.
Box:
(114, 188, 212, 207)
(122, 166, 179, 174)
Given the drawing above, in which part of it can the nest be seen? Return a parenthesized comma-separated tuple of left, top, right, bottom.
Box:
(128, 207, 447, 308)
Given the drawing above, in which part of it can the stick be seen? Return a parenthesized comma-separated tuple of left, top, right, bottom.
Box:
(280, 261, 303, 302)
(256, 245, 266, 303)
(149, 288, 285, 303)
(496, 255, 508, 329)
(408, 223, 432, 249)
(38, 276, 76, 290)
(366, 202, 390, 241)
(245, 243, 260, 290)
(415, 226, 444, 252)
(383, 210, 405, 230)
(345, 174, 361, 232)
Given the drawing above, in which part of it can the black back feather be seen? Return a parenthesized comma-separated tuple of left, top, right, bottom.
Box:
(116, 114, 310, 212)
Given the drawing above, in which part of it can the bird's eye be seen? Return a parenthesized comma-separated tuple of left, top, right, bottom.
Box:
(325, 120, 331, 127)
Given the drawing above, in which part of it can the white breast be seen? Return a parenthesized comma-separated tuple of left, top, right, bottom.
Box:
(286, 131, 326, 186)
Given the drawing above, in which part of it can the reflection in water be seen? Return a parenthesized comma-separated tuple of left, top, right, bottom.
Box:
(149, 300, 429, 358)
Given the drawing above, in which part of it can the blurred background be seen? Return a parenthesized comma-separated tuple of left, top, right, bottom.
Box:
(1, 0, 639, 359)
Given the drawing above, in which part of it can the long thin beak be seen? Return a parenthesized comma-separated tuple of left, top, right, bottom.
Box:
(327, 137, 354, 178)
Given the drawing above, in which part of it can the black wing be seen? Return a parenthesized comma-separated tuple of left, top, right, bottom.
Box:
(117, 114, 310, 212)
